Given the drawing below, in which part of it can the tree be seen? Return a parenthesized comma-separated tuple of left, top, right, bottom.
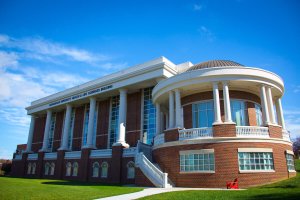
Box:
(1, 160, 12, 175)
(293, 136, 300, 158)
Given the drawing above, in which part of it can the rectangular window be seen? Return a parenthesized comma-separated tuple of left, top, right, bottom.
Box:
(286, 154, 295, 171)
(82, 104, 90, 146)
(238, 152, 274, 171)
(143, 87, 156, 144)
(68, 108, 76, 149)
(82, 103, 98, 147)
(255, 103, 263, 126)
(47, 113, 56, 151)
(109, 96, 119, 148)
(180, 150, 215, 172)
(192, 101, 214, 128)
(231, 100, 249, 126)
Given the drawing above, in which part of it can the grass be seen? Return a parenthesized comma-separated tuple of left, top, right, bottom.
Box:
(139, 159, 300, 200)
(0, 177, 142, 200)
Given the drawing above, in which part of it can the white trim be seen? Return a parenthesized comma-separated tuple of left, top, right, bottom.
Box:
(286, 150, 294, 155)
(239, 170, 275, 173)
(180, 171, 215, 174)
(179, 149, 214, 155)
(153, 137, 292, 150)
(107, 97, 112, 149)
(152, 66, 284, 104)
(238, 148, 273, 153)
(140, 89, 145, 142)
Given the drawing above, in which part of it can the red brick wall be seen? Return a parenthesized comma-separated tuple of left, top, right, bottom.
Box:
(53, 111, 65, 151)
(247, 102, 257, 126)
(72, 106, 85, 151)
(164, 128, 180, 142)
(213, 124, 236, 137)
(268, 125, 283, 139)
(96, 100, 110, 149)
(153, 142, 295, 188)
(126, 92, 141, 147)
(135, 168, 155, 187)
(183, 104, 192, 129)
(32, 116, 46, 152)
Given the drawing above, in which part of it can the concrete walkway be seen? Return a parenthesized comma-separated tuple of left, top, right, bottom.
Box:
(96, 187, 235, 200)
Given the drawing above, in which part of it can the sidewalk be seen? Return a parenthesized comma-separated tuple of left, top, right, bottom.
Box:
(96, 187, 234, 200)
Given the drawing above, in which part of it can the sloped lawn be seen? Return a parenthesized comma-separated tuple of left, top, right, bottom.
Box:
(140, 160, 300, 200)
(0, 177, 142, 200)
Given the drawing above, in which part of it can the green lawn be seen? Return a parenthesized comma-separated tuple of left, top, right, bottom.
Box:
(140, 159, 300, 200)
(0, 177, 142, 200)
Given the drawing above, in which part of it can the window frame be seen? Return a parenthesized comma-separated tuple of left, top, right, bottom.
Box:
(101, 162, 108, 178)
(127, 161, 135, 179)
(179, 149, 215, 173)
(238, 148, 275, 173)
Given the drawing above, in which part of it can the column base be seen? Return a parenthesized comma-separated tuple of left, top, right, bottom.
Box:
(58, 147, 71, 151)
(113, 142, 130, 148)
(81, 145, 97, 149)
(39, 148, 50, 153)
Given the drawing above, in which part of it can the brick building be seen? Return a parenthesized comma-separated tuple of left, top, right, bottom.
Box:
(11, 57, 296, 188)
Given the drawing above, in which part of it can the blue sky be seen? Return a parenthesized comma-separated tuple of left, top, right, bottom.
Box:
(0, 0, 299, 159)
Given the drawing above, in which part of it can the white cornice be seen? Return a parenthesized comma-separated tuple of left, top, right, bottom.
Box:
(26, 56, 178, 113)
(152, 66, 285, 103)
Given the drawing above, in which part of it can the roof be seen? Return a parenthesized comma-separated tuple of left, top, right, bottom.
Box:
(187, 60, 243, 71)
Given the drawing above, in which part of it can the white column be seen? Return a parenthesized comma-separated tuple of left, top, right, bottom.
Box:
(168, 91, 175, 128)
(26, 115, 36, 152)
(60, 104, 72, 150)
(275, 98, 286, 130)
(222, 81, 232, 123)
(41, 110, 52, 151)
(174, 89, 182, 128)
(212, 82, 222, 124)
(266, 87, 276, 124)
(85, 97, 97, 148)
(155, 103, 161, 136)
(165, 113, 169, 129)
(115, 89, 128, 146)
(160, 112, 164, 133)
(260, 85, 270, 125)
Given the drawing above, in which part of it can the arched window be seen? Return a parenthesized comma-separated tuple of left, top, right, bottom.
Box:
(31, 163, 36, 175)
(27, 163, 32, 175)
(44, 162, 50, 175)
(66, 162, 72, 176)
(72, 162, 78, 176)
(50, 163, 55, 175)
(92, 162, 100, 177)
(127, 161, 135, 179)
(101, 162, 108, 178)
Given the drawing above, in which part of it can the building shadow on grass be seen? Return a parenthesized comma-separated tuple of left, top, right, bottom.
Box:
(41, 181, 122, 187)
(248, 193, 300, 200)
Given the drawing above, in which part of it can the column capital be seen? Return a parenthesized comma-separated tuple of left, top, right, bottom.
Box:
(222, 81, 229, 85)
(119, 88, 127, 94)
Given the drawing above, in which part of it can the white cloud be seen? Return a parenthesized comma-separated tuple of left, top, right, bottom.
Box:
(198, 26, 215, 42)
(284, 109, 300, 139)
(293, 85, 300, 93)
(0, 34, 109, 65)
(0, 51, 18, 70)
(193, 4, 203, 11)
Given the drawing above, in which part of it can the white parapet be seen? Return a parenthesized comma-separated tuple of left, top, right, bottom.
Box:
(282, 130, 291, 141)
(27, 153, 38, 160)
(154, 134, 165, 146)
(44, 152, 57, 160)
(90, 149, 112, 158)
(14, 154, 22, 160)
(236, 126, 269, 138)
(64, 151, 81, 159)
(179, 127, 213, 140)
(123, 147, 137, 157)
